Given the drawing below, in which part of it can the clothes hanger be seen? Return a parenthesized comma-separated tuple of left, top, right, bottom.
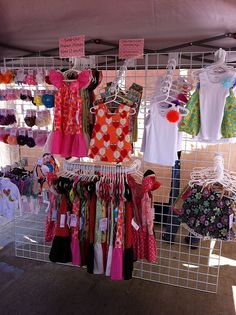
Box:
(189, 153, 236, 196)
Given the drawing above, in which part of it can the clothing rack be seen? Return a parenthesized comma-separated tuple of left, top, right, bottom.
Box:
(63, 158, 142, 174)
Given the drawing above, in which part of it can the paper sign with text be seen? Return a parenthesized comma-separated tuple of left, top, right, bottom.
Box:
(59, 35, 85, 58)
(119, 39, 144, 59)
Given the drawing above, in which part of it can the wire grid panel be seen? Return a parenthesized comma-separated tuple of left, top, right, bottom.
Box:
(14, 52, 236, 293)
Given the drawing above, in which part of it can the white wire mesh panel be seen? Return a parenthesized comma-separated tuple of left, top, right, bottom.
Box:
(11, 52, 236, 293)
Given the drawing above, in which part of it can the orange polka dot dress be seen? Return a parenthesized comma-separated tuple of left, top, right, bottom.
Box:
(88, 103, 132, 162)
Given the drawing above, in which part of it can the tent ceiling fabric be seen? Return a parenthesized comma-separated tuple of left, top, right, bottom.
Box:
(0, 0, 236, 58)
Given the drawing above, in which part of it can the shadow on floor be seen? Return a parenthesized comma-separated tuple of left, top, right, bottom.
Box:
(0, 243, 236, 315)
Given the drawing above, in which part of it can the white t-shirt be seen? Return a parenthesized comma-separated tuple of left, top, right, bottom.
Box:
(197, 69, 236, 141)
(141, 104, 180, 166)
(0, 178, 22, 220)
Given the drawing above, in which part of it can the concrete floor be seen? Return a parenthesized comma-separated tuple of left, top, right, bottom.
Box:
(0, 219, 236, 315)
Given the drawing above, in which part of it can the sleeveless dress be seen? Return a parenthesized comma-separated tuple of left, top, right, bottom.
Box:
(88, 103, 132, 162)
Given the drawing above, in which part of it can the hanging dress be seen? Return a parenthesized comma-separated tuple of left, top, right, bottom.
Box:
(88, 103, 133, 162)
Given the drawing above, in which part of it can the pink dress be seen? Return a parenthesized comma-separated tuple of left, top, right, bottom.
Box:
(50, 83, 88, 157)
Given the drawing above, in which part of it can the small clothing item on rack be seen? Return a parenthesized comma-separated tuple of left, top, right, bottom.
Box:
(88, 103, 133, 162)
(180, 72, 236, 143)
(141, 103, 182, 166)
(49, 70, 93, 158)
(101, 82, 143, 143)
(128, 171, 160, 263)
(50, 82, 88, 157)
(174, 184, 236, 240)
(0, 177, 22, 220)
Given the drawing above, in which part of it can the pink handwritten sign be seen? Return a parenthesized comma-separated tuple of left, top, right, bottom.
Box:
(59, 35, 85, 58)
(119, 39, 144, 59)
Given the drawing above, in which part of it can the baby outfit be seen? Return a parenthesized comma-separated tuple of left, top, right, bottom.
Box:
(180, 70, 236, 142)
(174, 184, 236, 240)
(141, 104, 182, 166)
(88, 103, 133, 162)
(0, 178, 22, 220)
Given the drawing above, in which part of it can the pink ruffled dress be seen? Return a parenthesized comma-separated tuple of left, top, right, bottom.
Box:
(50, 70, 91, 158)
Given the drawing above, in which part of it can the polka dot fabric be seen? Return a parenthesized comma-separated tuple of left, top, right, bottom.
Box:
(88, 103, 132, 162)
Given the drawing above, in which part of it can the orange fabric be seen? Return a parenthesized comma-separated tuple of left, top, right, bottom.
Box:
(88, 103, 132, 162)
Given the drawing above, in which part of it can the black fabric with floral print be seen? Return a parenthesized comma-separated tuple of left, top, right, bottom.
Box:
(180, 185, 234, 240)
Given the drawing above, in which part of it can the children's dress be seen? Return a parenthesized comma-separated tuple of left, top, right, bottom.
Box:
(88, 103, 133, 162)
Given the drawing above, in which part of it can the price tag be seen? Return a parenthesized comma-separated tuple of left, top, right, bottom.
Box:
(119, 39, 144, 59)
(99, 218, 108, 232)
(19, 128, 26, 136)
(131, 218, 140, 230)
(27, 129, 33, 138)
(67, 211, 71, 227)
(10, 128, 17, 136)
(60, 214, 66, 228)
(70, 214, 78, 227)
(229, 213, 234, 229)
(151, 207, 155, 220)
(51, 209, 57, 222)
(79, 217, 84, 230)
(59, 35, 85, 58)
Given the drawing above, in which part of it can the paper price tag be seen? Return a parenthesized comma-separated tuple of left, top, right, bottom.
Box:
(60, 214, 66, 228)
(19, 129, 26, 136)
(151, 207, 155, 220)
(67, 211, 71, 227)
(59, 35, 85, 58)
(99, 218, 108, 232)
(27, 129, 33, 138)
(51, 209, 57, 222)
(10, 128, 17, 136)
(70, 214, 78, 227)
(79, 217, 83, 230)
(229, 213, 234, 229)
(119, 39, 144, 59)
(131, 218, 140, 230)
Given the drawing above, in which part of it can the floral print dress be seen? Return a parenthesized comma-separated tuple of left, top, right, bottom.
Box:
(179, 185, 236, 240)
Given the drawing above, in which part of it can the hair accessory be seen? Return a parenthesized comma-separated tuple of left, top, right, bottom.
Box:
(25, 74, 37, 85)
(27, 137, 36, 148)
(15, 69, 26, 83)
(7, 135, 17, 145)
(33, 95, 43, 106)
(45, 75, 52, 85)
(34, 130, 48, 147)
(166, 109, 180, 123)
(17, 135, 27, 146)
(42, 94, 54, 108)
(24, 110, 36, 127)
(0, 71, 14, 84)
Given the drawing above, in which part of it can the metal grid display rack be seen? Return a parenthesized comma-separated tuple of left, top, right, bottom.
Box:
(3, 51, 236, 293)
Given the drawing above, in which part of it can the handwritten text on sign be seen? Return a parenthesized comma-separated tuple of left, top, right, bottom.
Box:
(119, 39, 144, 59)
(59, 35, 85, 58)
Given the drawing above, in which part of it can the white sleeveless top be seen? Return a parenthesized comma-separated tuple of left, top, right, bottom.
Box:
(141, 104, 181, 166)
(197, 70, 236, 141)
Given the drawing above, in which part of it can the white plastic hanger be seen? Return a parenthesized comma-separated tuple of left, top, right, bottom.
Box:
(189, 153, 236, 196)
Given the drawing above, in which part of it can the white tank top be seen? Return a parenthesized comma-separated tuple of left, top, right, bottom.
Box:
(197, 70, 236, 141)
(141, 104, 180, 166)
